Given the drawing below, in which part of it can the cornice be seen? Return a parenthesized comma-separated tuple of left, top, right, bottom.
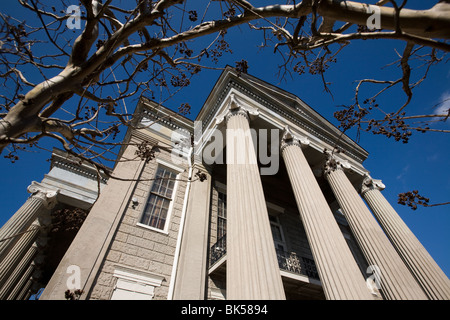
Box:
(197, 72, 367, 164)
(139, 97, 194, 133)
(50, 149, 109, 184)
(141, 108, 190, 133)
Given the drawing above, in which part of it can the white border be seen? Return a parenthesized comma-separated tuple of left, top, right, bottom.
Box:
(137, 158, 185, 235)
(167, 148, 193, 299)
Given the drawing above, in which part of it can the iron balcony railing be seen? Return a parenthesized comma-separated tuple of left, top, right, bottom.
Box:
(209, 235, 320, 281)
(276, 250, 320, 280)
(210, 235, 227, 267)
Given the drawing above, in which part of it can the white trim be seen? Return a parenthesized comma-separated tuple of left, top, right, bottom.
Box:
(113, 265, 165, 287)
(136, 222, 169, 235)
(111, 265, 165, 300)
(167, 147, 194, 299)
(208, 255, 227, 275)
(137, 159, 184, 234)
(210, 288, 226, 300)
(156, 158, 185, 173)
(215, 181, 227, 193)
(266, 201, 284, 214)
(280, 270, 322, 286)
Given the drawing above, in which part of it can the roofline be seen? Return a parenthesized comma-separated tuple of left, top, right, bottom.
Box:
(196, 66, 369, 162)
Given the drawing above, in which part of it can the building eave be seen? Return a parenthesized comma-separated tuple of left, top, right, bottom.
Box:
(196, 66, 369, 164)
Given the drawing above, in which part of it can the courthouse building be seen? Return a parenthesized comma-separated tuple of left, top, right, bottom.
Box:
(0, 67, 449, 300)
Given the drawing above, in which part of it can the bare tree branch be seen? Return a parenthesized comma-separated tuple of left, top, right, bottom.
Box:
(0, 0, 448, 199)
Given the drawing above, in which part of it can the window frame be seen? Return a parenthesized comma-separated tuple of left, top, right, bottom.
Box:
(215, 182, 227, 241)
(267, 202, 286, 253)
(137, 159, 184, 234)
(217, 190, 227, 240)
(269, 214, 286, 253)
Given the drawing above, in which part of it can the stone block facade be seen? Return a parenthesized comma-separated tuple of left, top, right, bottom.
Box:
(89, 147, 189, 300)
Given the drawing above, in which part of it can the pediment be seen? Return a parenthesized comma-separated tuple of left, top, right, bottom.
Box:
(196, 67, 368, 164)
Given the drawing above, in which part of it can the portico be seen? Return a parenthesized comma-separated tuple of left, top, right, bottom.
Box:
(201, 89, 376, 299)
(195, 68, 448, 300)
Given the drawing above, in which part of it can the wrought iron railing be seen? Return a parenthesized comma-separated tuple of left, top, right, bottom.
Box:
(210, 235, 227, 267)
(276, 250, 319, 280)
(300, 256, 320, 280)
(209, 236, 319, 280)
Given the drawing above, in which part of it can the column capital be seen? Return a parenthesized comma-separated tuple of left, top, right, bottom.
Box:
(27, 182, 58, 209)
(361, 175, 386, 195)
(215, 93, 259, 125)
(280, 126, 310, 153)
(323, 151, 352, 175)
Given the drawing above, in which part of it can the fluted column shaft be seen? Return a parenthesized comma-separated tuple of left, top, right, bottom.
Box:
(0, 183, 57, 259)
(16, 278, 33, 300)
(281, 138, 372, 299)
(0, 220, 41, 289)
(0, 244, 38, 299)
(225, 109, 285, 300)
(362, 179, 450, 300)
(326, 166, 427, 300)
(7, 262, 37, 300)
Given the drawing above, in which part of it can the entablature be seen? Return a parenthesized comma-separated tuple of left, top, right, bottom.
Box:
(196, 68, 369, 170)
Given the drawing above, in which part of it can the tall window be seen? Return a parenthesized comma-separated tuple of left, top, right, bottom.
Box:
(269, 214, 286, 253)
(217, 191, 227, 239)
(140, 166, 177, 231)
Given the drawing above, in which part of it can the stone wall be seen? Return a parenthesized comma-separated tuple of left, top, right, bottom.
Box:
(88, 149, 188, 300)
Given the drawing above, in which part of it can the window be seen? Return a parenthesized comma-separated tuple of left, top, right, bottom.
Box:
(269, 214, 286, 253)
(217, 191, 227, 240)
(140, 166, 177, 231)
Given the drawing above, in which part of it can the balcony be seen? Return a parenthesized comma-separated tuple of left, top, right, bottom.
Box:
(276, 250, 320, 280)
(210, 234, 227, 267)
(209, 235, 320, 282)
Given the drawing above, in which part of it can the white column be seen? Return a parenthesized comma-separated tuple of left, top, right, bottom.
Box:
(361, 176, 450, 300)
(0, 182, 57, 259)
(7, 262, 38, 300)
(16, 278, 33, 300)
(217, 94, 285, 300)
(325, 157, 428, 300)
(0, 243, 38, 299)
(0, 220, 42, 290)
(281, 128, 372, 300)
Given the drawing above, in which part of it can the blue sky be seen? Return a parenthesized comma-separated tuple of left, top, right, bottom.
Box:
(0, 0, 449, 282)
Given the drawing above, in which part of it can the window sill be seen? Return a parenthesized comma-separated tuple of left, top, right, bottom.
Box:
(136, 222, 169, 235)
